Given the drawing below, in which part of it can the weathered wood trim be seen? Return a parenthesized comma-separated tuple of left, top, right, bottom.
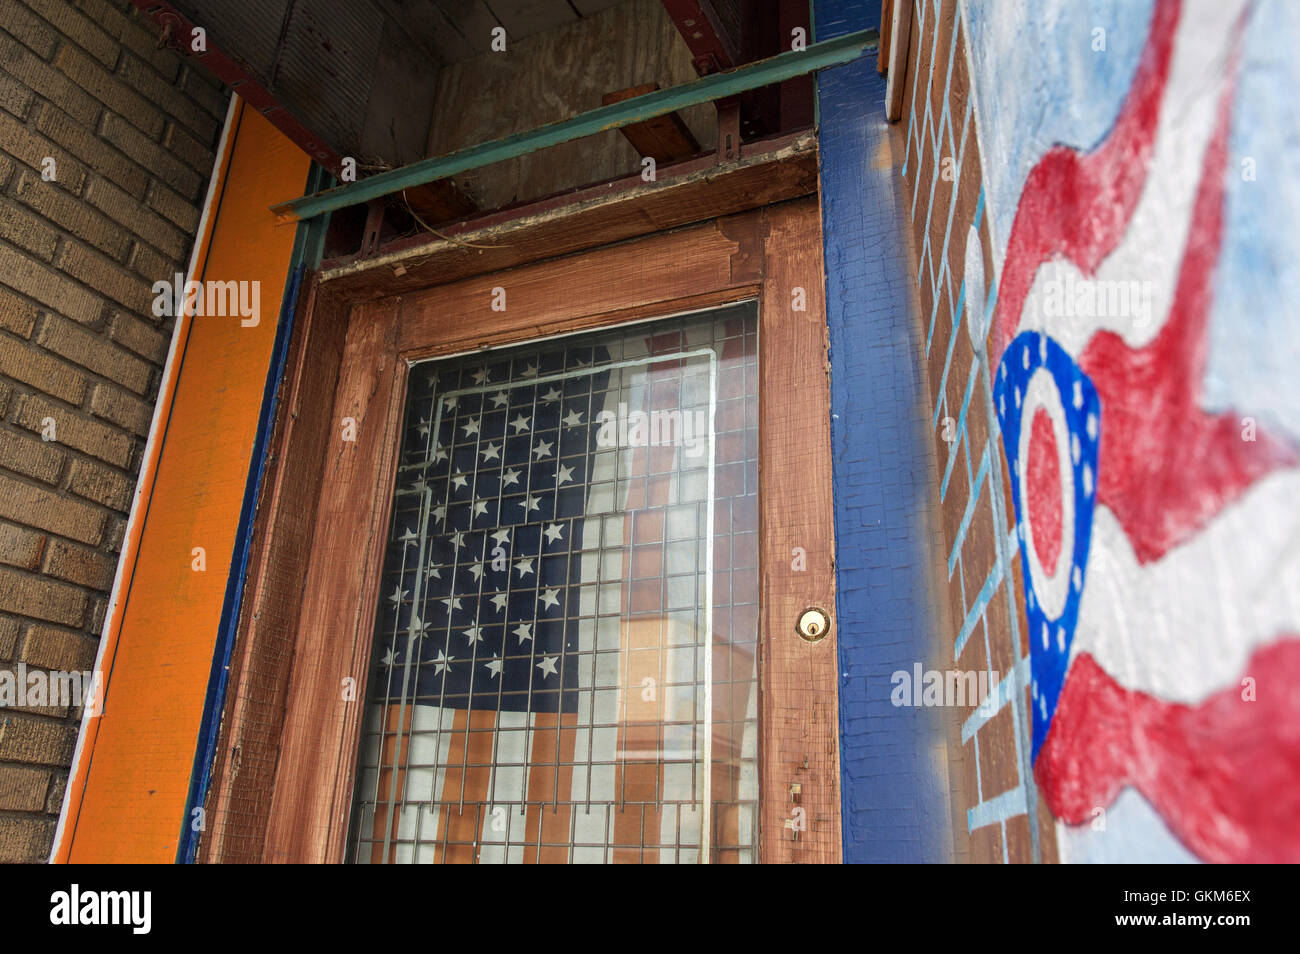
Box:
(261, 301, 408, 863)
(757, 200, 842, 863)
(318, 133, 817, 302)
(237, 200, 839, 863)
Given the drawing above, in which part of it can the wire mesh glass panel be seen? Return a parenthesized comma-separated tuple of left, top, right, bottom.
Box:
(348, 301, 759, 863)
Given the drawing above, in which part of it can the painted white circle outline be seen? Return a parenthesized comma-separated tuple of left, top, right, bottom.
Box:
(1017, 365, 1074, 623)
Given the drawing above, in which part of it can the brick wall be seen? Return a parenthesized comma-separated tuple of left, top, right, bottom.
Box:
(0, 0, 226, 863)
(896, 0, 1057, 862)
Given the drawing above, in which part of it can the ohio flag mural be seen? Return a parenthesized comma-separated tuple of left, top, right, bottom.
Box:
(975, 0, 1300, 862)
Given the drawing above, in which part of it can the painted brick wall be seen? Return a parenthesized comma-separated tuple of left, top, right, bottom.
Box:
(892, 0, 1055, 863)
(815, 0, 972, 862)
(0, 0, 226, 863)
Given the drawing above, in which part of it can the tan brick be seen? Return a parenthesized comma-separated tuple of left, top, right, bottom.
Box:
(72, 0, 181, 82)
(54, 45, 163, 140)
(145, 179, 199, 232)
(34, 103, 149, 200)
(0, 615, 18, 658)
(14, 394, 134, 469)
(44, 767, 65, 813)
(0, 330, 88, 404)
(84, 175, 187, 261)
(99, 111, 201, 199)
(27, 0, 120, 68)
(55, 240, 153, 315)
(0, 110, 87, 194)
(0, 243, 102, 326)
(0, 32, 100, 129)
(0, 522, 45, 571)
(66, 456, 132, 512)
(0, 474, 105, 545)
(0, 764, 49, 811)
(0, 816, 56, 863)
(37, 314, 151, 393)
(119, 55, 217, 142)
(0, 715, 78, 766)
(0, 567, 88, 626)
(0, 287, 37, 339)
(180, 63, 229, 121)
(163, 120, 214, 174)
(128, 240, 182, 288)
(108, 310, 168, 363)
(1, 2, 59, 59)
(0, 73, 35, 120)
(0, 428, 66, 486)
(14, 169, 132, 261)
(88, 380, 152, 436)
(0, 151, 11, 190)
(0, 195, 59, 260)
(21, 624, 99, 671)
(41, 539, 114, 590)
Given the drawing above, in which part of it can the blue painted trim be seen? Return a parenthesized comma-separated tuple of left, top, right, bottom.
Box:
(176, 164, 332, 863)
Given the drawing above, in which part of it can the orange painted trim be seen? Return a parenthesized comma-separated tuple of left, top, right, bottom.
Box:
(52, 97, 311, 862)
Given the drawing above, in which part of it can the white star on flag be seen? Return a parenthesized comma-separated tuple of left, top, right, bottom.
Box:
(562, 409, 583, 427)
(501, 467, 521, 487)
(490, 391, 509, 408)
(544, 522, 564, 543)
(514, 556, 535, 577)
(513, 622, 533, 643)
(388, 585, 409, 606)
(431, 650, 454, 674)
(510, 414, 531, 433)
(481, 442, 500, 462)
(533, 439, 553, 459)
(519, 494, 541, 513)
(538, 588, 560, 611)
(555, 463, 574, 486)
(462, 417, 480, 436)
(537, 656, 559, 678)
(540, 386, 561, 403)
(485, 658, 502, 678)
(471, 368, 491, 385)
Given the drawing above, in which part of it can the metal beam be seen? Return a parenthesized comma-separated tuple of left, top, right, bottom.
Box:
(270, 28, 877, 223)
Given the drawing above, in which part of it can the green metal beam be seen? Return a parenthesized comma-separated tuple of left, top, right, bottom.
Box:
(271, 28, 878, 223)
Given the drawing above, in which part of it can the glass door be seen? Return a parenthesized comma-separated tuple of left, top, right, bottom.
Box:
(350, 301, 759, 863)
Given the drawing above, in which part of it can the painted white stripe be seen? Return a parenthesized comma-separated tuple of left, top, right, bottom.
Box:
(1074, 468, 1300, 704)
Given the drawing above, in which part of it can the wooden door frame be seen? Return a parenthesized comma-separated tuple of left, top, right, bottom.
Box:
(201, 194, 841, 865)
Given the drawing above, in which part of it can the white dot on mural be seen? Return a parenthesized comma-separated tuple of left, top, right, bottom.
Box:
(1040, 696, 1047, 719)
(1073, 565, 1082, 591)
(1073, 379, 1083, 410)
(1041, 622, 1049, 650)
(1039, 335, 1047, 363)
(1071, 432, 1081, 465)
(1083, 462, 1094, 496)
(1032, 679, 1038, 699)
(1023, 346, 1030, 370)
(1057, 626, 1066, 652)
(1087, 411, 1098, 441)
(1014, 386, 1022, 408)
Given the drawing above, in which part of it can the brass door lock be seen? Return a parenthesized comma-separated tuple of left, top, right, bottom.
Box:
(796, 606, 831, 642)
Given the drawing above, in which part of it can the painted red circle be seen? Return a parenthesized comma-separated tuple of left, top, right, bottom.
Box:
(1027, 407, 1063, 576)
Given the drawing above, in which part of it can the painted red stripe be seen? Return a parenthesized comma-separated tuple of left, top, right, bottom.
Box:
(1036, 639, 1300, 863)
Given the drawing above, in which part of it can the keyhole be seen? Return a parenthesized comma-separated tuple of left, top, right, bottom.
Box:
(806, 622, 820, 636)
